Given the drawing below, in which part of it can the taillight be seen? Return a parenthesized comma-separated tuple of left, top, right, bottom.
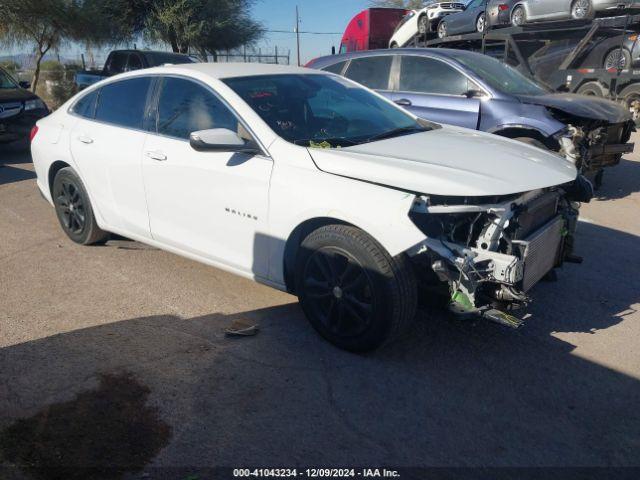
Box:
(498, 4, 509, 11)
(30, 125, 39, 142)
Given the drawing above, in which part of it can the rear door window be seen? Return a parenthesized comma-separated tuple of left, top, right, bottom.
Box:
(94, 77, 152, 129)
(398, 56, 470, 95)
(343, 56, 393, 90)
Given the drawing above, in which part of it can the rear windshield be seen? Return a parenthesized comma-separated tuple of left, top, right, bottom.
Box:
(449, 52, 549, 96)
(145, 52, 196, 67)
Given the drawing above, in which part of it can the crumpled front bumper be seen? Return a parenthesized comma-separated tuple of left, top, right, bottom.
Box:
(557, 120, 635, 174)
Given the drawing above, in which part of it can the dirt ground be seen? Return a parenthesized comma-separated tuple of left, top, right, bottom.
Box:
(1, 139, 639, 479)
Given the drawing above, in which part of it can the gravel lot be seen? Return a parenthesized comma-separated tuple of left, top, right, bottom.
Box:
(1, 138, 639, 478)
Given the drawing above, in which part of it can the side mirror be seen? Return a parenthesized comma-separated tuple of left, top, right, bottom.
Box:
(189, 128, 261, 154)
(465, 89, 487, 99)
(19, 81, 31, 89)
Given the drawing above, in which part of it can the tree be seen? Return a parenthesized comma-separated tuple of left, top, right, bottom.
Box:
(370, 0, 426, 9)
(0, 0, 74, 92)
(145, 0, 264, 60)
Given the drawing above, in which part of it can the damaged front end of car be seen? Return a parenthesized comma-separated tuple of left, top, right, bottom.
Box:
(551, 110, 635, 184)
(405, 179, 593, 328)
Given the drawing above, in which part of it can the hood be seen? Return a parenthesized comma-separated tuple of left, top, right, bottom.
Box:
(0, 88, 38, 103)
(518, 93, 631, 124)
(307, 126, 577, 197)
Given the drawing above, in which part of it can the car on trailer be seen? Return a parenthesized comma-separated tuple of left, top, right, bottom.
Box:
(308, 48, 635, 187)
(437, 0, 489, 38)
(389, 1, 466, 47)
(487, 0, 632, 27)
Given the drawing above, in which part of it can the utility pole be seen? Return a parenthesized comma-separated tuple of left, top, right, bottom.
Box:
(295, 5, 301, 66)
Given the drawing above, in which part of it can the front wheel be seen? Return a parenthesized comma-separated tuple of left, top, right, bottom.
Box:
(513, 137, 548, 151)
(295, 225, 417, 352)
(53, 167, 108, 245)
(618, 83, 640, 124)
(604, 48, 631, 70)
(437, 21, 447, 39)
(477, 13, 486, 33)
(418, 15, 429, 35)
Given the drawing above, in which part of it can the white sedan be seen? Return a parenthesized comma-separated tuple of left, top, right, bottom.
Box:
(389, 1, 466, 48)
(31, 63, 586, 351)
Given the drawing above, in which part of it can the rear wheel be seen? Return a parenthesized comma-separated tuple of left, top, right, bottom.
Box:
(576, 81, 607, 97)
(511, 6, 526, 26)
(295, 225, 417, 352)
(437, 21, 448, 39)
(53, 167, 108, 245)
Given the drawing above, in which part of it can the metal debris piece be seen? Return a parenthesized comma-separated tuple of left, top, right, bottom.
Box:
(225, 318, 259, 337)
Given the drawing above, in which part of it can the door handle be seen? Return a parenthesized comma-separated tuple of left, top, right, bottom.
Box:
(77, 135, 93, 144)
(145, 151, 167, 161)
(395, 98, 412, 107)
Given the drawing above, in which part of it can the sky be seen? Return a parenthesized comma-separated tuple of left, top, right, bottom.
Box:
(253, 0, 369, 63)
(4, 0, 371, 66)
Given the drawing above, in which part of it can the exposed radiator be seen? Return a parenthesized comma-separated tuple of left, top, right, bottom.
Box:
(519, 216, 565, 292)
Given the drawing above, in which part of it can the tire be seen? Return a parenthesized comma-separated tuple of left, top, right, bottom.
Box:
(576, 81, 607, 97)
(437, 21, 447, 39)
(477, 13, 486, 33)
(604, 48, 631, 70)
(618, 83, 640, 123)
(390, 42, 399, 49)
(513, 137, 548, 150)
(52, 167, 109, 245)
(295, 225, 417, 352)
(571, 0, 594, 20)
(418, 15, 429, 35)
(511, 6, 526, 26)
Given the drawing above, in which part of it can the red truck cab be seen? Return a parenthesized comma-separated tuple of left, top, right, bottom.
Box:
(339, 8, 408, 53)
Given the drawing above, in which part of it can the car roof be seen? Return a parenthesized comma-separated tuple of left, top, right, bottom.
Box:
(158, 62, 325, 79)
(309, 48, 479, 68)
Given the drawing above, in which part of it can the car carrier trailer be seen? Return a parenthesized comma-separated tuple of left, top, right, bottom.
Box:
(418, 14, 640, 121)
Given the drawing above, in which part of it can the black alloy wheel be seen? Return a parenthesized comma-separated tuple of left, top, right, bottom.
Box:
(55, 179, 86, 236)
(295, 225, 417, 352)
(302, 247, 374, 339)
(53, 167, 108, 245)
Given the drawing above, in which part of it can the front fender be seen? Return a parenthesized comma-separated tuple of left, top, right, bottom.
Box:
(266, 140, 427, 284)
(482, 102, 565, 138)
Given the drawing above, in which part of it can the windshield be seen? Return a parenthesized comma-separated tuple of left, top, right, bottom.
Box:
(0, 69, 18, 89)
(450, 52, 549, 96)
(223, 74, 430, 148)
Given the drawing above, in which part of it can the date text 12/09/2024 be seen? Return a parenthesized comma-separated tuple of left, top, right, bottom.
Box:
(233, 468, 401, 478)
